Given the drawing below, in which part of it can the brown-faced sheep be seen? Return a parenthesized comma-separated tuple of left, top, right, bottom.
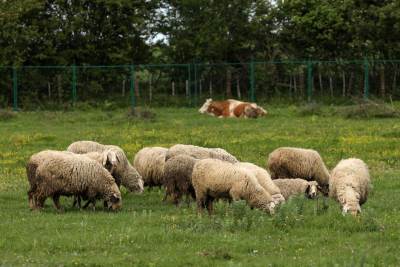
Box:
(329, 158, 371, 216)
(67, 141, 144, 193)
(192, 158, 275, 215)
(267, 147, 330, 195)
(166, 144, 238, 163)
(273, 178, 320, 200)
(29, 152, 122, 211)
(235, 162, 285, 205)
(162, 154, 198, 205)
(133, 147, 168, 188)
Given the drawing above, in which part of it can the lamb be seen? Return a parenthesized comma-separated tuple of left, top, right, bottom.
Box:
(192, 158, 276, 215)
(133, 147, 168, 188)
(235, 162, 285, 205)
(67, 141, 144, 193)
(28, 152, 122, 211)
(166, 144, 238, 163)
(267, 147, 330, 195)
(273, 178, 320, 200)
(329, 158, 371, 216)
(162, 154, 198, 205)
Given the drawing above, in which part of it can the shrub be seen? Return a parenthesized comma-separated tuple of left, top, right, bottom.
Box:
(335, 98, 400, 119)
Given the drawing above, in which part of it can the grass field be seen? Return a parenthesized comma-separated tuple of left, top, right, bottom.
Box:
(0, 104, 399, 266)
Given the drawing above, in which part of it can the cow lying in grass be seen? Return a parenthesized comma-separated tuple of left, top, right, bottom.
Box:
(198, 98, 267, 118)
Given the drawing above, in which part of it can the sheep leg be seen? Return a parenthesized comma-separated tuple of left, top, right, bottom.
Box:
(28, 190, 35, 210)
(90, 200, 96, 211)
(82, 200, 92, 209)
(72, 196, 82, 209)
(196, 195, 206, 214)
(184, 193, 192, 207)
(35, 195, 46, 210)
(206, 197, 214, 215)
(173, 190, 182, 207)
(52, 195, 64, 212)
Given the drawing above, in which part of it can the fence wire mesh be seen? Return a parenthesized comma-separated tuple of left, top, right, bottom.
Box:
(1, 60, 400, 110)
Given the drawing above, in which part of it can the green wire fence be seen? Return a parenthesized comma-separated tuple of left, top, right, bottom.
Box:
(1, 59, 399, 110)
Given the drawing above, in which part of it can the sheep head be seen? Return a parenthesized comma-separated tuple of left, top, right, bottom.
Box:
(102, 150, 118, 174)
(107, 193, 122, 211)
(123, 166, 144, 193)
(106, 185, 122, 211)
(340, 185, 361, 216)
(305, 181, 319, 199)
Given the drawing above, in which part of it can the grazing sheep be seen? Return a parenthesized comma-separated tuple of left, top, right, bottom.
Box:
(163, 154, 198, 205)
(273, 178, 320, 200)
(166, 144, 238, 163)
(192, 159, 275, 215)
(67, 141, 144, 193)
(267, 147, 330, 195)
(133, 147, 168, 188)
(329, 158, 371, 216)
(26, 150, 119, 209)
(27, 150, 68, 209)
(29, 152, 122, 211)
(235, 162, 285, 205)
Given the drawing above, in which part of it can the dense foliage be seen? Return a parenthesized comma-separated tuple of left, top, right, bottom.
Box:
(2, 1, 400, 65)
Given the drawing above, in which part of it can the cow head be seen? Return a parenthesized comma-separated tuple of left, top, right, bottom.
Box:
(199, 98, 213, 114)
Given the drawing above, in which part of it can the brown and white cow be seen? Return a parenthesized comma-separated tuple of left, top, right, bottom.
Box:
(199, 98, 267, 118)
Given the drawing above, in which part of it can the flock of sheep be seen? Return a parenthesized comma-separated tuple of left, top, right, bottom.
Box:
(26, 142, 371, 216)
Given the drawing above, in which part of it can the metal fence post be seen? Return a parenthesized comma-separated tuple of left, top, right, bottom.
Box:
(130, 65, 135, 109)
(71, 65, 77, 105)
(250, 58, 255, 102)
(307, 61, 313, 102)
(12, 67, 18, 111)
(364, 58, 369, 99)
(194, 62, 198, 106)
(188, 63, 191, 106)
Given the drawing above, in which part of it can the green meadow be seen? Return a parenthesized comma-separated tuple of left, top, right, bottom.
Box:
(0, 104, 399, 266)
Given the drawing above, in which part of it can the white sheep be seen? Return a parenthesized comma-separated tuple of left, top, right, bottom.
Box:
(28, 151, 122, 211)
(267, 147, 330, 195)
(192, 158, 275, 215)
(273, 178, 320, 200)
(235, 162, 285, 205)
(133, 147, 168, 188)
(329, 158, 371, 215)
(67, 141, 144, 193)
(166, 144, 238, 163)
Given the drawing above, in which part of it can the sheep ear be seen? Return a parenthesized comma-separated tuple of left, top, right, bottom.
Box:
(102, 151, 108, 166)
(111, 193, 120, 202)
(305, 184, 311, 195)
(107, 151, 118, 166)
